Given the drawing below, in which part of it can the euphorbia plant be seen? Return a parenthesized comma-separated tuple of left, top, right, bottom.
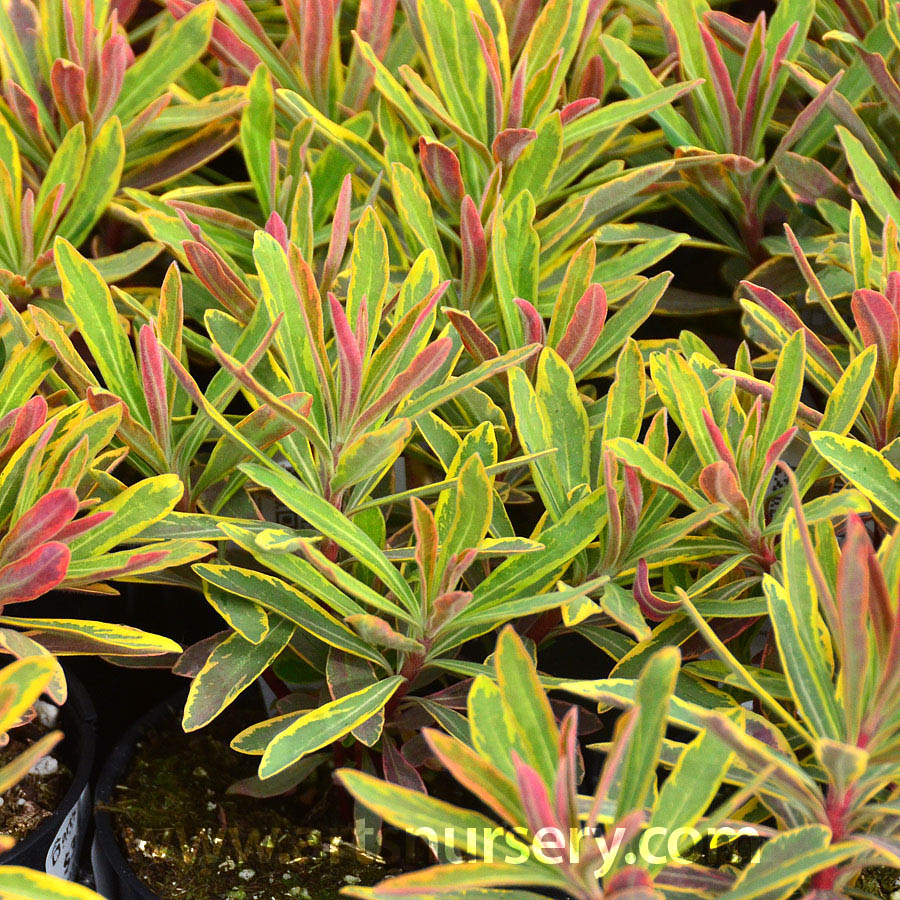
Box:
(446, 250, 672, 383)
(164, 221, 537, 519)
(0, 0, 240, 298)
(133, 0, 699, 349)
(506, 339, 729, 652)
(0, 0, 237, 184)
(810, 427, 900, 531)
(169, 0, 398, 119)
(143, 0, 399, 274)
(607, 331, 868, 589)
(670, 485, 900, 892)
(786, 1, 900, 240)
(603, 0, 834, 266)
(740, 213, 900, 453)
(339, 626, 852, 899)
(185, 440, 605, 803)
(0, 327, 214, 697)
(341, 0, 693, 320)
(0, 111, 161, 301)
(31, 239, 311, 515)
(138, 90, 691, 349)
(170, 0, 696, 319)
(733, 216, 900, 530)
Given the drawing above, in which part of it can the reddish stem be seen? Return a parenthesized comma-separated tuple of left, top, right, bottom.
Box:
(383, 651, 425, 721)
(811, 787, 852, 890)
(524, 609, 562, 646)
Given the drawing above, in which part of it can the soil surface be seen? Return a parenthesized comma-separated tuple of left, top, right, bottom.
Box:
(857, 868, 900, 899)
(0, 713, 70, 843)
(104, 701, 422, 900)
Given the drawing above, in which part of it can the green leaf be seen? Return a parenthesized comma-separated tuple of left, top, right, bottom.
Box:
(0, 868, 108, 900)
(470, 488, 604, 610)
(536, 348, 590, 494)
(811, 432, 900, 521)
(0, 340, 56, 418)
(67, 474, 185, 557)
(424, 729, 521, 824)
(58, 116, 125, 248)
(837, 126, 900, 225)
(466, 674, 522, 781)
(616, 647, 679, 821)
(582, 273, 671, 375)
(600, 583, 651, 642)
(332, 419, 411, 494)
(757, 330, 805, 469)
(494, 626, 559, 786)
(253, 230, 328, 435)
(416, 0, 489, 141)
(0, 616, 182, 657)
(792, 347, 876, 496)
(33, 125, 84, 245)
(646, 727, 732, 869)
(562, 80, 700, 147)
(508, 366, 568, 519)
(715, 826, 856, 900)
(342, 862, 563, 897)
(603, 338, 646, 443)
(204, 582, 269, 644)
(520, 0, 588, 124)
(54, 237, 148, 424)
(238, 463, 419, 613)
(336, 769, 517, 860)
(183, 617, 295, 731)
(240, 65, 276, 215)
(196, 563, 386, 666)
(278, 90, 386, 178)
(605, 437, 706, 509)
(0, 657, 59, 732)
(504, 113, 562, 204)
(326, 650, 385, 745)
(654, 351, 719, 467)
(352, 33, 434, 139)
(394, 249, 441, 322)
(390, 163, 450, 279)
(114, 3, 216, 125)
(347, 206, 391, 351)
(399, 344, 539, 421)
(601, 36, 700, 147)
(770, 523, 843, 740)
(436, 454, 492, 575)
(493, 193, 539, 350)
(259, 676, 404, 777)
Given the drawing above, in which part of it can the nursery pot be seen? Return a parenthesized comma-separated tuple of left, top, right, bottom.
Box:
(0, 668, 97, 880)
(91, 692, 185, 900)
(93, 691, 439, 900)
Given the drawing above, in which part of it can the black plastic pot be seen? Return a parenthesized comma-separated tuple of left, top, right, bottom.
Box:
(91, 692, 186, 900)
(0, 668, 97, 879)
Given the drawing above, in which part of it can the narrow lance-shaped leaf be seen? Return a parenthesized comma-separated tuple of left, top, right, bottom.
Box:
(259, 677, 405, 778)
(138, 325, 170, 455)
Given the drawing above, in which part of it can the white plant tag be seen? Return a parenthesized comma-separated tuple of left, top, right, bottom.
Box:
(46, 783, 90, 879)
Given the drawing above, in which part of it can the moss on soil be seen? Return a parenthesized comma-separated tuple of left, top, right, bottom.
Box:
(103, 702, 419, 900)
(854, 868, 900, 899)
